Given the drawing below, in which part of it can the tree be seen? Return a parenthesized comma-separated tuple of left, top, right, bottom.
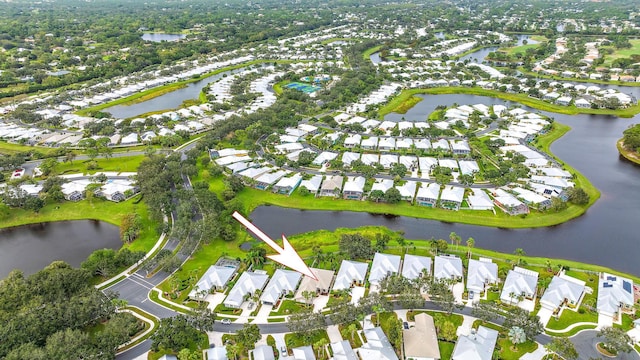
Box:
(439, 321, 457, 342)
(389, 163, 407, 178)
(383, 188, 402, 204)
(514, 248, 526, 265)
(287, 309, 326, 342)
(150, 315, 202, 353)
(428, 279, 462, 315)
(567, 187, 589, 205)
(449, 232, 461, 250)
(178, 348, 202, 360)
(245, 248, 267, 268)
(502, 307, 543, 341)
(508, 326, 527, 351)
(597, 327, 633, 355)
(545, 337, 579, 360)
(549, 197, 568, 212)
(466, 237, 475, 258)
(368, 189, 385, 202)
(39, 157, 58, 176)
(313, 338, 328, 358)
(235, 324, 261, 351)
(187, 302, 217, 332)
(457, 173, 474, 187)
(339, 233, 373, 260)
(301, 290, 317, 308)
(120, 213, 142, 244)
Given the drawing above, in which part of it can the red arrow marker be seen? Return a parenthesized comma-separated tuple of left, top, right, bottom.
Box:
(233, 211, 318, 281)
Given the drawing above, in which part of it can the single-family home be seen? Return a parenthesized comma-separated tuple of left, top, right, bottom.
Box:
(438, 159, 459, 172)
(299, 175, 323, 195)
(361, 153, 380, 166)
(575, 98, 591, 108)
(439, 186, 465, 210)
(433, 255, 463, 282)
(255, 170, 289, 190)
(189, 265, 237, 299)
(418, 157, 438, 175)
(597, 272, 635, 318)
(333, 260, 369, 291)
(206, 347, 228, 360)
(540, 273, 585, 313)
(292, 346, 315, 360)
(379, 154, 399, 169)
(61, 181, 88, 201)
(492, 189, 529, 215)
(260, 269, 302, 305)
(341, 152, 361, 167)
(500, 267, 539, 307)
(402, 254, 432, 280)
(378, 137, 396, 151)
(398, 155, 418, 170)
(343, 176, 366, 200)
(414, 139, 432, 151)
(344, 134, 362, 148)
(224, 271, 269, 308)
(371, 178, 394, 195)
(416, 183, 441, 207)
(450, 140, 471, 155)
(466, 259, 498, 301)
(458, 160, 480, 176)
(312, 152, 339, 166)
(431, 139, 450, 152)
(396, 181, 417, 202)
(252, 345, 275, 360)
(361, 137, 379, 150)
(396, 138, 414, 150)
(466, 189, 494, 210)
(357, 327, 399, 360)
(369, 253, 402, 287)
(272, 174, 303, 195)
(451, 326, 498, 360)
(403, 313, 440, 360)
(319, 175, 344, 197)
(330, 341, 358, 360)
(294, 268, 335, 302)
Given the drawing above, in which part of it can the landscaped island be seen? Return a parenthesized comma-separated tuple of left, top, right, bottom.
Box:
(618, 123, 640, 165)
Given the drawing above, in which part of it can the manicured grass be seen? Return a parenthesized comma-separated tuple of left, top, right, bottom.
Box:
(377, 95, 423, 116)
(273, 80, 290, 95)
(617, 139, 640, 165)
(0, 141, 60, 156)
(438, 341, 455, 360)
(148, 330, 208, 360)
(214, 303, 243, 316)
(545, 309, 598, 330)
(472, 320, 538, 360)
(270, 299, 308, 316)
(504, 43, 541, 55)
(545, 324, 597, 337)
(362, 45, 382, 61)
(602, 39, 640, 67)
(0, 194, 147, 229)
(284, 330, 329, 350)
(406, 310, 464, 328)
(53, 155, 145, 175)
(613, 313, 635, 331)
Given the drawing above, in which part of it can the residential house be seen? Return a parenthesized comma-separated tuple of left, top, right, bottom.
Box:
(379, 154, 399, 169)
(414, 139, 432, 151)
(238, 167, 271, 182)
(433, 255, 463, 282)
(398, 155, 418, 170)
(61, 181, 89, 201)
(294, 268, 335, 302)
(416, 183, 441, 207)
(418, 157, 438, 175)
(361, 137, 379, 150)
(450, 140, 471, 155)
(343, 176, 366, 200)
(403, 313, 440, 360)
(510, 186, 552, 210)
(332, 260, 369, 291)
(189, 265, 237, 299)
(272, 174, 303, 195)
(299, 175, 323, 195)
(223, 271, 269, 308)
(492, 189, 529, 215)
(361, 153, 380, 166)
(396, 181, 417, 202)
(341, 152, 361, 167)
(451, 326, 498, 360)
(439, 186, 465, 210)
(458, 160, 479, 175)
(344, 134, 362, 148)
(500, 267, 539, 307)
(330, 341, 358, 360)
(206, 347, 228, 360)
(466, 259, 498, 302)
(260, 269, 302, 306)
(466, 189, 494, 210)
(255, 170, 289, 190)
(275, 142, 304, 154)
(312, 152, 339, 166)
(371, 178, 394, 195)
(402, 254, 432, 280)
(597, 273, 635, 318)
(438, 159, 459, 172)
(319, 175, 344, 197)
(378, 137, 396, 151)
(396, 138, 414, 150)
(292, 346, 316, 360)
(253, 345, 275, 360)
(431, 139, 450, 152)
(369, 253, 402, 287)
(540, 273, 585, 314)
(357, 327, 399, 360)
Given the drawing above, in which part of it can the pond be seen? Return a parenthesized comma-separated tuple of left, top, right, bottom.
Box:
(249, 93, 640, 276)
(142, 33, 186, 42)
(103, 66, 251, 119)
(0, 220, 121, 278)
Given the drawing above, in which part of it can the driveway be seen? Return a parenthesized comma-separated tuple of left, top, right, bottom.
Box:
(205, 293, 227, 311)
(451, 282, 465, 304)
(252, 304, 273, 324)
(597, 314, 614, 329)
(537, 307, 553, 327)
(351, 286, 366, 305)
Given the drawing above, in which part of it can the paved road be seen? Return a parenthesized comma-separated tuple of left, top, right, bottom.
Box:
(571, 330, 640, 360)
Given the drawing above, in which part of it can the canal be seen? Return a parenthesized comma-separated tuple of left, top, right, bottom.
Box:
(0, 220, 121, 278)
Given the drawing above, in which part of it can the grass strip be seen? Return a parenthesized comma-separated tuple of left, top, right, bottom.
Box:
(617, 139, 640, 165)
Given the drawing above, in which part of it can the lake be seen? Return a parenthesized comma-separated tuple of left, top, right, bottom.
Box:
(0, 220, 121, 278)
(249, 92, 640, 276)
(142, 33, 186, 42)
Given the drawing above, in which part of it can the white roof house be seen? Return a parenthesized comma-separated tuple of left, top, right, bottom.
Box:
(540, 274, 585, 311)
(433, 255, 463, 281)
(342, 152, 361, 167)
(451, 326, 498, 360)
(312, 151, 339, 166)
(260, 269, 302, 305)
(416, 183, 441, 207)
(206, 347, 228, 360)
(398, 155, 418, 169)
(458, 160, 480, 175)
(272, 174, 303, 195)
(344, 134, 362, 148)
(379, 154, 398, 169)
(466, 259, 498, 296)
(500, 267, 539, 305)
(253, 345, 275, 360)
(361, 153, 380, 166)
(371, 178, 394, 193)
(369, 253, 402, 286)
(402, 254, 432, 280)
(299, 175, 323, 193)
(361, 136, 379, 149)
(467, 189, 494, 210)
(224, 271, 269, 308)
(378, 137, 396, 150)
(189, 265, 237, 298)
(343, 176, 366, 199)
(597, 273, 635, 317)
(275, 142, 304, 153)
(330, 341, 358, 360)
(396, 181, 417, 201)
(358, 327, 399, 360)
(439, 186, 465, 210)
(333, 260, 369, 291)
(292, 346, 315, 360)
(255, 170, 289, 190)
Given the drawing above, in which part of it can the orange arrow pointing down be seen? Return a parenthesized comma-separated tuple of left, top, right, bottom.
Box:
(232, 211, 318, 280)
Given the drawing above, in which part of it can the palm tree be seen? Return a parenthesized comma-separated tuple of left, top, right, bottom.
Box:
(466, 237, 475, 258)
(347, 323, 358, 341)
(514, 248, 526, 265)
(449, 232, 461, 250)
(313, 338, 328, 358)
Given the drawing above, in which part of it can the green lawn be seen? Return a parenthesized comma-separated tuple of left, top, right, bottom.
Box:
(602, 39, 640, 67)
(362, 45, 382, 61)
(438, 341, 455, 360)
(471, 320, 538, 360)
(270, 300, 308, 316)
(53, 155, 145, 175)
(0, 141, 60, 156)
(406, 310, 464, 328)
(545, 309, 598, 330)
(377, 95, 423, 116)
(545, 323, 597, 337)
(284, 330, 329, 351)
